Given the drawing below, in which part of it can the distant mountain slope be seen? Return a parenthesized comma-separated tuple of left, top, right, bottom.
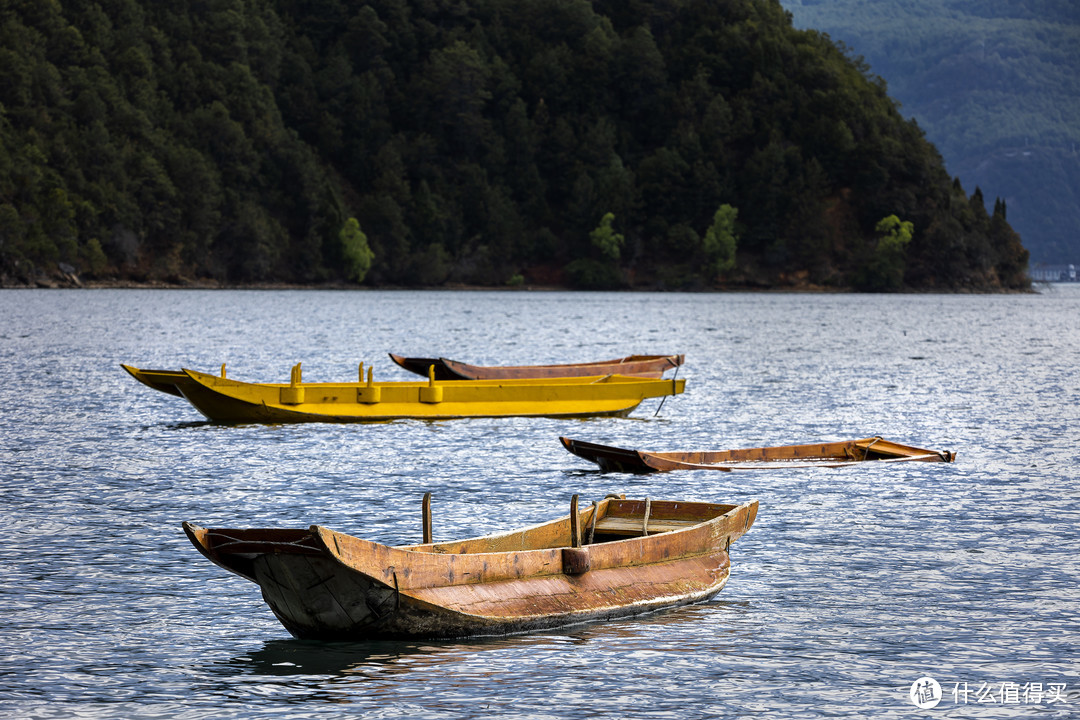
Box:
(784, 0, 1080, 265)
(0, 0, 1029, 290)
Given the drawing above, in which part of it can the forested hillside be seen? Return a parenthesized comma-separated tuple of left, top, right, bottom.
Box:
(785, 0, 1079, 266)
(0, 0, 1029, 290)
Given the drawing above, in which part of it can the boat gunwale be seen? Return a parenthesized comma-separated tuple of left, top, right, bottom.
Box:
(186, 498, 757, 591)
(180, 367, 681, 389)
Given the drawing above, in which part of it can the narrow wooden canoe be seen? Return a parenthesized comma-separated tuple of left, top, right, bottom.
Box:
(121, 362, 230, 397)
(170, 365, 685, 423)
(560, 436, 956, 473)
(120, 364, 192, 397)
(389, 353, 685, 380)
(183, 495, 758, 639)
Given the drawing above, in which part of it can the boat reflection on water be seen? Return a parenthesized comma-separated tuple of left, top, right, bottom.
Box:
(220, 600, 754, 680)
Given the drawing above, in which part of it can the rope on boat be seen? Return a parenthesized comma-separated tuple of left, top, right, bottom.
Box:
(642, 498, 652, 536)
(653, 365, 680, 416)
(862, 436, 884, 460)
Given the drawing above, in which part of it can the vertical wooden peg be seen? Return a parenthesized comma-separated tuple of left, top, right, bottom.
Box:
(570, 494, 581, 548)
(422, 492, 432, 544)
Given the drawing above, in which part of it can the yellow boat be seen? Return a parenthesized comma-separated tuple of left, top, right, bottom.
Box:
(150, 364, 685, 423)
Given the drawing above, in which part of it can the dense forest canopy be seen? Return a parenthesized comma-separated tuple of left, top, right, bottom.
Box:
(785, 0, 1079, 266)
(0, 0, 1029, 290)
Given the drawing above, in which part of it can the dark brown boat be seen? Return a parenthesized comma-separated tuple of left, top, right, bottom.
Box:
(560, 436, 956, 474)
(389, 353, 684, 380)
(121, 363, 230, 397)
(120, 365, 191, 397)
(183, 494, 757, 640)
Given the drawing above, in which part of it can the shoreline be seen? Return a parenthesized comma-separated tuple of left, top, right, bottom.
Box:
(1, 272, 1039, 294)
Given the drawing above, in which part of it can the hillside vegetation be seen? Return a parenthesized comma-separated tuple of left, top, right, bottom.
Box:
(0, 0, 1029, 290)
(785, 0, 1079, 265)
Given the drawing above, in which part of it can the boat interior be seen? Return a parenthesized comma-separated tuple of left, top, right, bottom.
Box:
(185, 495, 743, 577)
(409, 494, 736, 554)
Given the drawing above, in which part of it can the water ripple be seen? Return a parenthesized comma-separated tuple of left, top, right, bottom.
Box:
(1, 288, 1079, 718)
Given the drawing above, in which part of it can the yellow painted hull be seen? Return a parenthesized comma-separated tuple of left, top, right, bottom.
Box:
(176, 368, 685, 423)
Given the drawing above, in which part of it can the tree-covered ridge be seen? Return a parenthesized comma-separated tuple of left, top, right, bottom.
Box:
(0, 0, 1028, 290)
(785, 0, 1078, 265)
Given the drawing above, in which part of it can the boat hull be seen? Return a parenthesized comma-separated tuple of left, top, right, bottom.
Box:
(249, 546, 730, 639)
(184, 498, 757, 640)
(175, 368, 685, 423)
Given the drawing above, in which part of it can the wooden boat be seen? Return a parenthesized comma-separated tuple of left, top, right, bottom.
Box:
(389, 353, 684, 380)
(121, 362, 228, 397)
(161, 363, 685, 423)
(560, 436, 956, 474)
(120, 364, 192, 397)
(183, 494, 758, 639)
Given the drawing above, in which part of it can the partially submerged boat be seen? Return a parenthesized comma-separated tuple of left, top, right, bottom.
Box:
(560, 436, 956, 473)
(389, 353, 685, 380)
(134, 363, 684, 423)
(183, 494, 758, 639)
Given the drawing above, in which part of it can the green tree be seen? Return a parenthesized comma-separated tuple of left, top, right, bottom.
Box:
(703, 204, 738, 277)
(856, 215, 914, 291)
(590, 212, 624, 261)
(340, 217, 374, 283)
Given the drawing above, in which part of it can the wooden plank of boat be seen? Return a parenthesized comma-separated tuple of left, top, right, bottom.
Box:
(183, 494, 758, 639)
(175, 364, 685, 423)
(389, 353, 685, 380)
(560, 436, 956, 474)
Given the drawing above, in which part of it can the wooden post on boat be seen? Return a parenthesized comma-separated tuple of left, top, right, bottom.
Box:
(562, 493, 590, 574)
(586, 501, 599, 545)
(570, 494, 581, 548)
(422, 492, 432, 544)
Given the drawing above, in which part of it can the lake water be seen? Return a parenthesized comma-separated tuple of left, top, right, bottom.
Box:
(1, 287, 1078, 718)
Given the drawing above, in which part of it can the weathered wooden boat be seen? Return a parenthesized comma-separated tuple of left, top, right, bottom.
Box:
(120, 364, 192, 397)
(183, 494, 758, 639)
(389, 353, 685, 380)
(164, 363, 684, 423)
(121, 362, 227, 397)
(560, 436, 956, 474)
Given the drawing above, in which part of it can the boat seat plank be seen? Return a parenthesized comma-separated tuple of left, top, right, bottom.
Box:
(592, 516, 700, 536)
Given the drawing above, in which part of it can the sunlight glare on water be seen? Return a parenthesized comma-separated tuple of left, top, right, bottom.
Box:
(1, 287, 1078, 718)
